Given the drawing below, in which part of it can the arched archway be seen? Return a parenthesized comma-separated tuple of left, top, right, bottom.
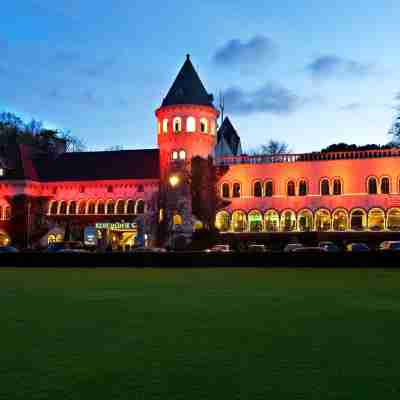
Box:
(231, 210, 247, 233)
(248, 210, 263, 232)
(264, 210, 279, 232)
(387, 208, 400, 231)
(332, 209, 348, 231)
(350, 209, 367, 231)
(315, 209, 331, 231)
(126, 200, 135, 214)
(297, 209, 313, 232)
(215, 211, 230, 232)
(136, 200, 145, 214)
(368, 208, 385, 231)
(281, 210, 296, 231)
(116, 200, 125, 214)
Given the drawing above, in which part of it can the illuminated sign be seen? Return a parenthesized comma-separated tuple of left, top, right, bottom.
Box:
(84, 226, 97, 246)
(95, 222, 137, 230)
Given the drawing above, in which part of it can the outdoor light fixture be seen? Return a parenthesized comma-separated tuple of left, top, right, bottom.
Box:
(169, 175, 180, 187)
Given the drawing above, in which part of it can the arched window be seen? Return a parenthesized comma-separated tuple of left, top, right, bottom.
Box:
(333, 179, 342, 195)
(186, 116, 196, 132)
(222, 183, 230, 198)
(106, 201, 115, 215)
(116, 200, 125, 214)
(381, 177, 390, 194)
(173, 117, 182, 133)
(126, 200, 135, 214)
(287, 181, 295, 196)
(172, 151, 179, 160)
(298, 209, 313, 232)
(97, 201, 105, 214)
(367, 177, 378, 194)
(387, 208, 400, 231)
(4, 206, 11, 220)
(232, 211, 247, 232)
(50, 201, 58, 215)
(157, 121, 161, 135)
(248, 210, 263, 232)
(368, 208, 385, 231)
(59, 201, 67, 215)
(264, 210, 279, 232)
(162, 119, 168, 134)
(281, 210, 296, 231)
(179, 150, 186, 160)
(315, 209, 331, 231)
(232, 183, 241, 198)
(321, 179, 330, 195)
(350, 209, 366, 231)
(332, 209, 348, 231)
(253, 182, 262, 197)
(78, 201, 86, 214)
(69, 201, 77, 215)
(87, 201, 95, 214)
(299, 180, 307, 196)
(265, 181, 273, 197)
(200, 118, 208, 133)
(215, 211, 230, 232)
(136, 200, 145, 214)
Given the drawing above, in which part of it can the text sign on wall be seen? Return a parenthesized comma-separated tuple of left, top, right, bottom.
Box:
(95, 222, 137, 230)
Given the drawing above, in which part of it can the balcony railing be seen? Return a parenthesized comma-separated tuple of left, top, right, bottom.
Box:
(215, 148, 400, 166)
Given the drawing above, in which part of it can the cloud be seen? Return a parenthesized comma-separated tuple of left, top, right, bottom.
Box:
(306, 55, 372, 80)
(339, 102, 362, 111)
(222, 83, 306, 115)
(213, 35, 277, 67)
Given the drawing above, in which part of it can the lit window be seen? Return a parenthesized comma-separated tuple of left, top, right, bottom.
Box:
(173, 117, 182, 133)
(187, 117, 196, 132)
(0, 168, 4, 177)
(172, 151, 179, 160)
(162, 119, 168, 134)
(157, 121, 161, 135)
(173, 214, 182, 225)
(200, 118, 208, 133)
(179, 150, 186, 160)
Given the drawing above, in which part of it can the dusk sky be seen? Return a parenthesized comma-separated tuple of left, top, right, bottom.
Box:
(1, 0, 400, 152)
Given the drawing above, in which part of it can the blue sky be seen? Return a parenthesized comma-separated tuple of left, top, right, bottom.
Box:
(1, 0, 399, 152)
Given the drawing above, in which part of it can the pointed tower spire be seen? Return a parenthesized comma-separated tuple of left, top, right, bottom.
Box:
(161, 55, 214, 107)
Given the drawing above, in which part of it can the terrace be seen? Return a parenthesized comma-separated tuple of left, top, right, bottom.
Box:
(215, 147, 400, 166)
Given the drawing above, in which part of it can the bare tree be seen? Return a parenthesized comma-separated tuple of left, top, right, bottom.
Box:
(249, 139, 291, 156)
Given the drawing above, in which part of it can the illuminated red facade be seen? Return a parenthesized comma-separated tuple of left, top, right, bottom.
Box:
(1, 55, 400, 248)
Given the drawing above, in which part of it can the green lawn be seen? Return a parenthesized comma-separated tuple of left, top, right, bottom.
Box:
(1, 268, 400, 399)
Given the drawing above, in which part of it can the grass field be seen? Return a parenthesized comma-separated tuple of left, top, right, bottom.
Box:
(1, 268, 400, 399)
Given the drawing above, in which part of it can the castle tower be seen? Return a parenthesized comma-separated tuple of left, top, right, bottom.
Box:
(155, 55, 219, 243)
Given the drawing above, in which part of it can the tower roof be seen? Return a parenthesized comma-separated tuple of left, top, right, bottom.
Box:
(217, 117, 242, 156)
(162, 55, 214, 107)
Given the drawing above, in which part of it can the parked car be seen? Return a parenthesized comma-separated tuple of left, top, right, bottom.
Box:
(0, 246, 19, 253)
(205, 244, 231, 253)
(132, 247, 167, 253)
(319, 243, 341, 252)
(291, 246, 327, 253)
(379, 241, 400, 251)
(346, 243, 370, 252)
(283, 243, 303, 252)
(247, 244, 268, 253)
(46, 241, 86, 253)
